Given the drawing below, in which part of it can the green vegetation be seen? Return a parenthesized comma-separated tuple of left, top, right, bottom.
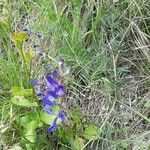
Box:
(0, 0, 150, 149)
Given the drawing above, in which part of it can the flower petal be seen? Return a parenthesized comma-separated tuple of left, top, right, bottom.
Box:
(47, 118, 58, 134)
(41, 95, 55, 105)
(56, 85, 65, 96)
(52, 70, 60, 79)
(45, 75, 59, 89)
(43, 104, 53, 114)
(59, 110, 65, 120)
(38, 50, 44, 56)
(37, 90, 44, 96)
(47, 90, 58, 98)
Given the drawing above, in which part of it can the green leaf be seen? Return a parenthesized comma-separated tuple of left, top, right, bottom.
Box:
(11, 86, 33, 96)
(17, 113, 43, 143)
(40, 111, 56, 125)
(19, 115, 30, 128)
(24, 120, 39, 143)
(17, 112, 41, 127)
(11, 96, 38, 107)
(83, 124, 100, 140)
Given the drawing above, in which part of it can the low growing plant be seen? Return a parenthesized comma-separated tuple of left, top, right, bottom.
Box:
(9, 29, 100, 149)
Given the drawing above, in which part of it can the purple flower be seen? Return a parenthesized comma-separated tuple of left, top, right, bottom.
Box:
(43, 104, 53, 114)
(47, 90, 58, 98)
(47, 118, 57, 134)
(59, 110, 65, 120)
(38, 50, 44, 56)
(23, 28, 34, 34)
(45, 75, 59, 89)
(33, 44, 39, 48)
(29, 61, 67, 134)
(23, 28, 28, 32)
(37, 90, 44, 96)
(52, 70, 60, 79)
(47, 110, 65, 134)
(37, 34, 43, 40)
(30, 79, 38, 87)
(56, 86, 65, 96)
(41, 95, 55, 106)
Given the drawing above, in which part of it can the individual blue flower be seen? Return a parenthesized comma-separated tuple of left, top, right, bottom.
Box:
(52, 70, 60, 79)
(58, 110, 65, 120)
(37, 34, 43, 40)
(38, 50, 44, 56)
(33, 44, 39, 48)
(47, 110, 65, 134)
(30, 79, 38, 87)
(23, 28, 34, 34)
(43, 104, 53, 114)
(41, 95, 55, 106)
(37, 90, 44, 96)
(56, 86, 65, 96)
(45, 75, 59, 89)
(47, 118, 57, 134)
(47, 90, 58, 98)
(23, 28, 28, 32)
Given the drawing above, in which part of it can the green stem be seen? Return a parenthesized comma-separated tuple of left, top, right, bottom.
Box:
(17, 42, 30, 81)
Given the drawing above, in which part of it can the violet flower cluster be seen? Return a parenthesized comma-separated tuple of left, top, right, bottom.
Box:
(24, 28, 67, 134)
(30, 71, 65, 134)
(23, 28, 44, 56)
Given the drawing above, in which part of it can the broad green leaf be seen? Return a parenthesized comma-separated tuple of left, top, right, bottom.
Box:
(24, 120, 39, 143)
(19, 115, 30, 127)
(11, 96, 38, 107)
(17, 112, 41, 127)
(11, 86, 33, 96)
(73, 137, 85, 150)
(11, 32, 28, 43)
(40, 111, 56, 125)
(16, 113, 43, 144)
(83, 124, 100, 140)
